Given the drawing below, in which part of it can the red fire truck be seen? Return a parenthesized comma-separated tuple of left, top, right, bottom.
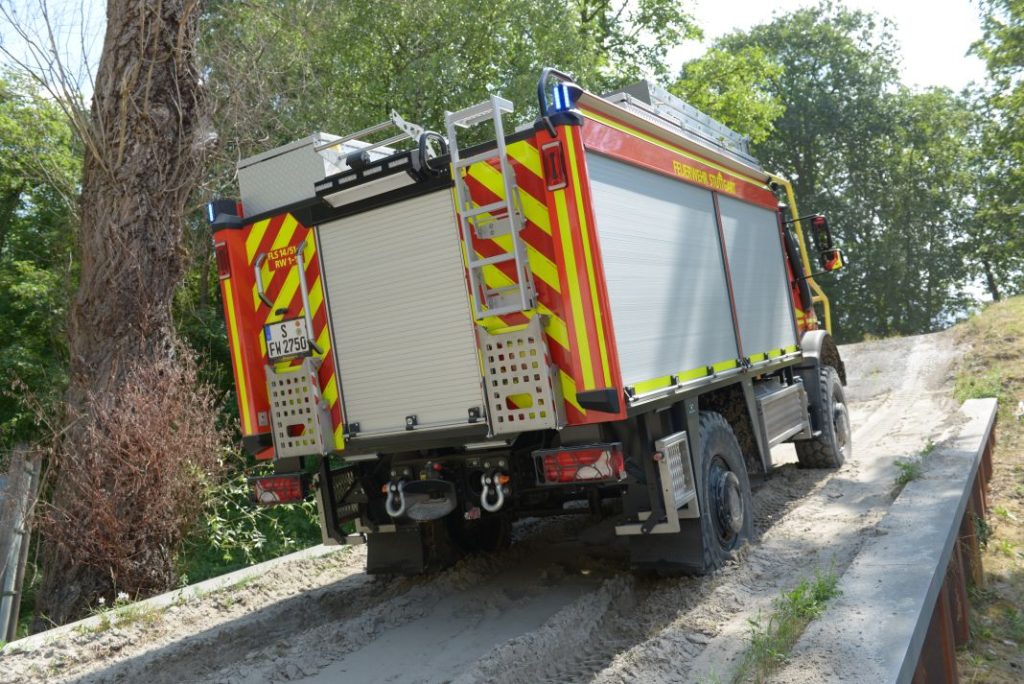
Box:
(210, 69, 848, 574)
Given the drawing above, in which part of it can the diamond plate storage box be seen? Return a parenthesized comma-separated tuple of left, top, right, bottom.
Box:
(237, 133, 341, 216)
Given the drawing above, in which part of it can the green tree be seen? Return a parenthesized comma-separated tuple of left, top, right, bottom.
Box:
(0, 73, 79, 446)
(671, 46, 785, 144)
(968, 0, 1024, 299)
(713, 2, 974, 341)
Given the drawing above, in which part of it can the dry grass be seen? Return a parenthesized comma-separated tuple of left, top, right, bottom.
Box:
(953, 296, 1024, 681)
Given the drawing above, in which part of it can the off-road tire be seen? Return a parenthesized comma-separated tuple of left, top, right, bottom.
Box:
(691, 411, 754, 573)
(796, 366, 850, 469)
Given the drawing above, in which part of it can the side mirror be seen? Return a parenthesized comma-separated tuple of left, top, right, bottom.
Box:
(809, 214, 844, 272)
(820, 248, 844, 272)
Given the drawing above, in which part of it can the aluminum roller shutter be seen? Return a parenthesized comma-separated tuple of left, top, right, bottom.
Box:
(717, 195, 798, 357)
(586, 152, 739, 387)
(316, 191, 484, 436)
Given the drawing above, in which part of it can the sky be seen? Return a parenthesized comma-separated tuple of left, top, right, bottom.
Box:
(673, 0, 987, 91)
(0, 1, 990, 94)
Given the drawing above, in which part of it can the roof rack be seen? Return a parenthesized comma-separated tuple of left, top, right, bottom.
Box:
(603, 81, 760, 169)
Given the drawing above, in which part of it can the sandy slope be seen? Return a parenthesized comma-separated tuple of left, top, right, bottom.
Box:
(0, 331, 961, 684)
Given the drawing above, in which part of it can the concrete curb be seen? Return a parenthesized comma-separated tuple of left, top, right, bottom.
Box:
(6, 543, 346, 652)
(775, 397, 997, 683)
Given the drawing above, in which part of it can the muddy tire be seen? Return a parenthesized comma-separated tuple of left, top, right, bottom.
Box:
(689, 411, 754, 573)
(630, 411, 753, 575)
(796, 366, 850, 469)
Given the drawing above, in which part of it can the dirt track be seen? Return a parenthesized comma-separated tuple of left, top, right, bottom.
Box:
(0, 331, 962, 684)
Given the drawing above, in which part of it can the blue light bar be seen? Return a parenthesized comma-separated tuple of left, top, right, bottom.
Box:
(551, 84, 574, 112)
(207, 201, 216, 223)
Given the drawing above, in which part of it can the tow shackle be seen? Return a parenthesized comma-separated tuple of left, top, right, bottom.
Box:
(480, 470, 507, 513)
(384, 479, 407, 518)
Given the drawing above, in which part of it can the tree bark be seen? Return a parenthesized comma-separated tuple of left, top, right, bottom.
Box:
(35, 0, 204, 627)
(982, 258, 1001, 302)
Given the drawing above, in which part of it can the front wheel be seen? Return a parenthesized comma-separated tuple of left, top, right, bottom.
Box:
(796, 366, 850, 468)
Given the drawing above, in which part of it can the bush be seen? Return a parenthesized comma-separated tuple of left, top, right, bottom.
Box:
(177, 465, 321, 584)
(34, 354, 229, 626)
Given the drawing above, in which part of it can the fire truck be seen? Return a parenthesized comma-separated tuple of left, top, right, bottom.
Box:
(209, 69, 849, 574)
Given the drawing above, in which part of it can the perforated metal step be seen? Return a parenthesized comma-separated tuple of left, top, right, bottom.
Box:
(266, 357, 333, 458)
(481, 316, 563, 435)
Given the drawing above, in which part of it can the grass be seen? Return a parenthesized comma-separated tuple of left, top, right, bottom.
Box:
(894, 458, 923, 489)
(952, 296, 1024, 680)
(733, 567, 841, 683)
(892, 439, 937, 493)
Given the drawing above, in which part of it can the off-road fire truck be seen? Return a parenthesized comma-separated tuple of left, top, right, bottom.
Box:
(210, 69, 849, 574)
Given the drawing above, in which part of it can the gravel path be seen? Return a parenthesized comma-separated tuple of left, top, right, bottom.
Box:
(0, 331, 961, 684)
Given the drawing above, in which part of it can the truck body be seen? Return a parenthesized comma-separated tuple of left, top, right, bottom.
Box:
(211, 70, 849, 574)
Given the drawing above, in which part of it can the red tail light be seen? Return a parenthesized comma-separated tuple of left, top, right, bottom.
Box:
(536, 444, 625, 484)
(215, 241, 231, 280)
(250, 474, 305, 505)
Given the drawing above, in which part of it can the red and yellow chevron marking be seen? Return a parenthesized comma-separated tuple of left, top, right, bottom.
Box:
(219, 213, 345, 451)
(457, 131, 624, 425)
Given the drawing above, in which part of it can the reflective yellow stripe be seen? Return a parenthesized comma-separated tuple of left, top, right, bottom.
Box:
(467, 162, 551, 234)
(583, 110, 770, 189)
(223, 279, 252, 434)
(564, 131, 611, 385)
(507, 140, 544, 179)
(784, 344, 799, 354)
(713, 359, 739, 372)
(334, 423, 345, 450)
(309, 275, 323, 318)
(631, 365, 712, 395)
(322, 374, 338, 407)
(315, 324, 331, 358)
(270, 269, 300, 320)
(260, 215, 299, 292)
(245, 218, 270, 263)
(554, 191, 594, 389)
(560, 371, 584, 413)
(491, 234, 560, 293)
(475, 249, 569, 349)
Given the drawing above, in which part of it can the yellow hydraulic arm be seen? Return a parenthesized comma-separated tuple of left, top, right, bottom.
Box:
(769, 174, 832, 335)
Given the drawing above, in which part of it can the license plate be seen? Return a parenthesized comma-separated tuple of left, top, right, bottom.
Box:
(264, 318, 311, 361)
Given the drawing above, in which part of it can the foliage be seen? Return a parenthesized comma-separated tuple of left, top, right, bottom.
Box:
(966, 1, 1024, 299)
(735, 567, 840, 683)
(177, 465, 321, 584)
(34, 355, 228, 625)
(671, 46, 785, 144)
(712, 3, 977, 341)
(0, 72, 79, 446)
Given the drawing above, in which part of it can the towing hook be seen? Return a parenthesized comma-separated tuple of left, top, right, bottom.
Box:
(385, 479, 408, 518)
(480, 471, 507, 513)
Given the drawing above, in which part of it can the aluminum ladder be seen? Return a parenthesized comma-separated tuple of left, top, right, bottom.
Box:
(445, 95, 536, 320)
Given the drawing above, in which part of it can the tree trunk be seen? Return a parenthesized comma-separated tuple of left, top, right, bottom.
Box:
(982, 258, 1001, 302)
(35, 0, 205, 628)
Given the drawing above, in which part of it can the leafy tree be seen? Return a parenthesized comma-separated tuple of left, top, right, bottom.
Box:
(713, 2, 975, 341)
(671, 46, 785, 144)
(968, 0, 1024, 299)
(0, 73, 79, 446)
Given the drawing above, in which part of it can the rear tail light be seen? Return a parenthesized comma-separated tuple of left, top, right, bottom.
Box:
(535, 443, 625, 484)
(215, 241, 231, 279)
(250, 473, 306, 505)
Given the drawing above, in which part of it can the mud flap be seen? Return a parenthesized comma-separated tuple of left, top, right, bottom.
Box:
(366, 528, 426, 575)
(366, 520, 461, 575)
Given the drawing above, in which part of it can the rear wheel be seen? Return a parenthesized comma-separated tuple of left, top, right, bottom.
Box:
(796, 366, 850, 469)
(688, 411, 753, 573)
(629, 411, 753, 575)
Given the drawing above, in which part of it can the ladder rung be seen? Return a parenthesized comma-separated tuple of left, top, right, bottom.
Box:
(470, 253, 517, 268)
(463, 201, 509, 219)
(448, 97, 514, 128)
(454, 150, 499, 167)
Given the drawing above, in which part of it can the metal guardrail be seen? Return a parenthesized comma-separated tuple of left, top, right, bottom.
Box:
(0, 449, 40, 642)
(776, 397, 997, 683)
